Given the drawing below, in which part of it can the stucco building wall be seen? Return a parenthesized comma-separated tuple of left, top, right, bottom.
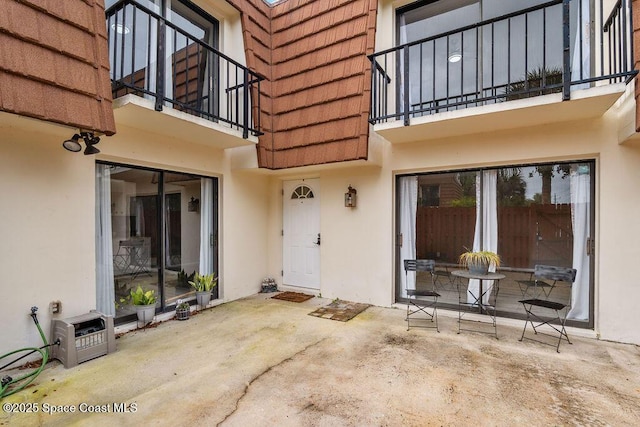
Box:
(2, 0, 640, 357)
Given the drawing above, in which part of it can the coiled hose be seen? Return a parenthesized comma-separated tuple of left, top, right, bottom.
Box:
(1, 307, 58, 399)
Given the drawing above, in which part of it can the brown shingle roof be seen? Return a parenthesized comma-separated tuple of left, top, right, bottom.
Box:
(228, 0, 377, 169)
(0, 0, 116, 135)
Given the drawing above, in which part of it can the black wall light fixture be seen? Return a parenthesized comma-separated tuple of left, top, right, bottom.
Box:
(345, 185, 357, 208)
(188, 197, 200, 212)
(62, 131, 101, 155)
(62, 134, 82, 152)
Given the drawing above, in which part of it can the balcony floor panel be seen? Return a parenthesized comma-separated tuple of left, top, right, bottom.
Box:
(374, 83, 627, 143)
(113, 95, 258, 149)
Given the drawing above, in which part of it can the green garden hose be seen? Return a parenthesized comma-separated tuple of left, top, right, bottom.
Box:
(1, 307, 57, 399)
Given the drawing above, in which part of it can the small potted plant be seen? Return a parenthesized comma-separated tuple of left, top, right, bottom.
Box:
(506, 66, 563, 100)
(459, 250, 501, 275)
(124, 285, 157, 325)
(189, 272, 217, 307)
(175, 299, 190, 320)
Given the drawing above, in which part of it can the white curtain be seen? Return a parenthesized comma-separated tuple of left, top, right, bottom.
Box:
(95, 165, 115, 317)
(399, 176, 418, 298)
(467, 170, 498, 305)
(568, 167, 590, 320)
(135, 199, 144, 236)
(199, 178, 214, 275)
(571, 0, 590, 88)
(165, 200, 172, 267)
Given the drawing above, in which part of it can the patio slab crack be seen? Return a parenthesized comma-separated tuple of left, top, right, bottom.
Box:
(216, 337, 329, 426)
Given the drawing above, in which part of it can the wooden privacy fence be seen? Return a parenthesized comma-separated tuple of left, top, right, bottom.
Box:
(416, 204, 573, 268)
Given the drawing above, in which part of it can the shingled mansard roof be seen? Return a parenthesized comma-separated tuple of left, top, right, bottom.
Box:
(0, 0, 116, 136)
(228, 0, 378, 169)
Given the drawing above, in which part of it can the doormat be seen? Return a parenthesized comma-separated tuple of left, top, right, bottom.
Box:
(308, 299, 371, 322)
(271, 291, 314, 303)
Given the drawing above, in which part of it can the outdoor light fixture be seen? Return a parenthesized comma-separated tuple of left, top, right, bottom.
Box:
(111, 23, 130, 35)
(62, 134, 82, 152)
(62, 131, 101, 155)
(188, 197, 200, 212)
(83, 132, 100, 155)
(344, 185, 357, 208)
(448, 52, 462, 63)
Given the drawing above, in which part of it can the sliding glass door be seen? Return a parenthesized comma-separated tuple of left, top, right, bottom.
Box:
(396, 0, 585, 114)
(107, 0, 219, 116)
(396, 161, 594, 327)
(96, 163, 218, 323)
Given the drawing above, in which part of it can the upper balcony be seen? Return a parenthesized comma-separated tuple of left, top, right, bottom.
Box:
(370, 0, 638, 143)
(106, 0, 263, 148)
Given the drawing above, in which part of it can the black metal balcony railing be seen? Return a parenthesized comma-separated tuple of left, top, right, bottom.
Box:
(370, 0, 638, 126)
(106, 0, 262, 138)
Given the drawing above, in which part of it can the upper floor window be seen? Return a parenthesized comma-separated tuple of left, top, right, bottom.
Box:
(106, 1, 262, 137)
(168, 1, 219, 47)
(107, 0, 219, 42)
(368, 0, 636, 126)
(395, 0, 571, 114)
(398, 0, 557, 38)
(107, 0, 219, 108)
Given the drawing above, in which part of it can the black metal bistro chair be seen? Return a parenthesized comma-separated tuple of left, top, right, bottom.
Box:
(517, 264, 560, 298)
(404, 259, 440, 332)
(518, 265, 577, 352)
(433, 266, 457, 292)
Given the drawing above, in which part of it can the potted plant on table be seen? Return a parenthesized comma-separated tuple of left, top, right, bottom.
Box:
(125, 285, 157, 325)
(189, 272, 217, 307)
(459, 250, 501, 275)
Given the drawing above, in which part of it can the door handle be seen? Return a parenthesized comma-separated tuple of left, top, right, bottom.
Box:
(314, 233, 321, 245)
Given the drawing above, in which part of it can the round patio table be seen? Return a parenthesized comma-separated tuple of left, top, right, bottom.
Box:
(451, 270, 505, 339)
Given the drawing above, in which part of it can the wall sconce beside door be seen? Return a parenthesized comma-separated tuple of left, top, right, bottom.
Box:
(188, 197, 200, 212)
(344, 185, 357, 208)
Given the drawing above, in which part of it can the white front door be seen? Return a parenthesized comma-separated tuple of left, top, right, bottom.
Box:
(283, 179, 320, 289)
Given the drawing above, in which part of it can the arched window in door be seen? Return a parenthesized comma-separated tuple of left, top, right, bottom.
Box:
(291, 185, 314, 199)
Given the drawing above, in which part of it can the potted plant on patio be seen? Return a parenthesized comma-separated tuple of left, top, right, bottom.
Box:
(189, 272, 217, 307)
(126, 285, 157, 325)
(459, 250, 501, 275)
(175, 299, 190, 321)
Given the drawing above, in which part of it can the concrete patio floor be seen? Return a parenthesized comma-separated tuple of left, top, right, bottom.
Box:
(2, 293, 640, 426)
